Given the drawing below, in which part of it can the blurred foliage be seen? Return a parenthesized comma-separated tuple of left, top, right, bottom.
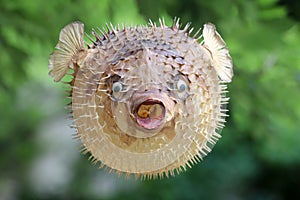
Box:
(1, 0, 300, 199)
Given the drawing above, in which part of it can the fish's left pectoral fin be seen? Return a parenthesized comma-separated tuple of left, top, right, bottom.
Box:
(202, 23, 233, 83)
(49, 22, 85, 82)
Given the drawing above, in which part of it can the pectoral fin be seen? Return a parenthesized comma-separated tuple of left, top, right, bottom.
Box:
(202, 23, 233, 83)
(49, 22, 85, 82)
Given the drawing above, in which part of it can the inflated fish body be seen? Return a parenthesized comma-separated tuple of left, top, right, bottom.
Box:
(49, 19, 233, 179)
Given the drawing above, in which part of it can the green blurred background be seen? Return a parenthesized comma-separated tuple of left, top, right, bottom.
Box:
(1, 0, 300, 199)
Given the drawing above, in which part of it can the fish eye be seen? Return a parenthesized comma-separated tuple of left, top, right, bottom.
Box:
(112, 82, 122, 93)
(177, 79, 187, 92)
(111, 82, 124, 100)
(173, 78, 188, 100)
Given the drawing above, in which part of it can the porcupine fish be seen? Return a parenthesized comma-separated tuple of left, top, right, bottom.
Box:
(48, 18, 233, 179)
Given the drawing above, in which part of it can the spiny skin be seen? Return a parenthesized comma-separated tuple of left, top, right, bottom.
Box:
(49, 18, 233, 179)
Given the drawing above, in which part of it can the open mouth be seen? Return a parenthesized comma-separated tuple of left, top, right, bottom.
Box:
(135, 99, 166, 130)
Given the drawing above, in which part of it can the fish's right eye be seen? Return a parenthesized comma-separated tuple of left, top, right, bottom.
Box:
(111, 81, 124, 100)
(112, 82, 122, 93)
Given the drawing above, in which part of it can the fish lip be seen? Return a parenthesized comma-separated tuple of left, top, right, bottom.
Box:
(131, 93, 166, 130)
(130, 90, 175, 132)
(134, 99, 166, 130)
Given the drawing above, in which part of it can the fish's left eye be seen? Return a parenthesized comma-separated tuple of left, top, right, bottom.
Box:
(173, 78, 188, 100)
(177, 79, 187, 92)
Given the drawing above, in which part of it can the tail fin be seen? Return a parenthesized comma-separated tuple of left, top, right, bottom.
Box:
(49, 22, 84, 82)
(202, 23, 233, 83)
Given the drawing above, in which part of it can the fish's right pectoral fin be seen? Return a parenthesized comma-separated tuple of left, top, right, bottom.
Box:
(49, 22, 85, 82)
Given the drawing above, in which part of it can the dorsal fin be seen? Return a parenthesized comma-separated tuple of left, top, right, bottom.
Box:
(202, 23, 233, 82)
(49, 22, 84, 82)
